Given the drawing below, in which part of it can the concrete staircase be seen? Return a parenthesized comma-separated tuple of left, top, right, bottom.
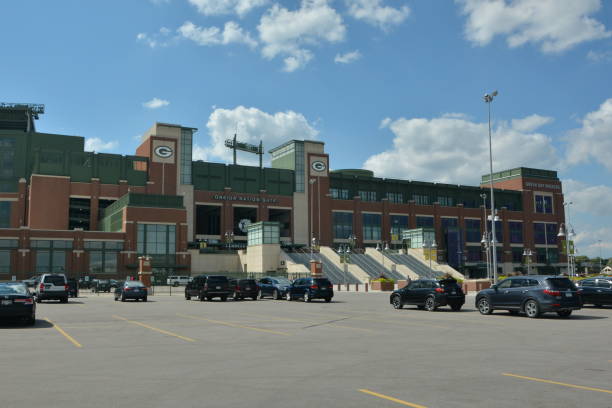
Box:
(351, 253, 408, 281)
(319, 247, 370, 284)
(364, 248, 419, 280)
(283, 250, 361, 284)
(406, 248, 465, 280)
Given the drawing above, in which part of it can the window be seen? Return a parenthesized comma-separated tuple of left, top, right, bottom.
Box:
(332, 212, 353, 239)
(362, 213, 381, 241)
(98, 199, 116, 220)
(535, 194, 553, 214)
(596, 280, 611, 288)
(32, 240, 72, 274)
(0, 201, 10, 228)
(534, 223, 557, 245)
(487, 220, 503, 243)
(438, 196, 454, 207)
(511, 279, 528, 288)
(85, 241, 122, 274)
(387, 193, 403, 204)
(358, 191, 377, 202)
(69, 198, 91, 230)
(269, 209, 291, 237)
(466, 246, 481, 262)
(512, 248, 523, 263)
(0, 138, 16, 179)
(295, 142, 305, 193)
(330, 188, 349, 200)
(248, 223, 280, 246)
(137, 224, 176, 260)
(581, 280, 595, 287)
(509, 222, 523, 243)
(497, 279, 512, 289)
(413, 194, 430, 205)
(536, 248, 558, 264)
(441, 218, 458, 231)
(196, 205, 221, 235)
(390, 215, 408, 239)
(0, 250, 10, 273)
(465, 219, 481, 243)
(416, 216, 434, 228)
(180, 129, 193, 184)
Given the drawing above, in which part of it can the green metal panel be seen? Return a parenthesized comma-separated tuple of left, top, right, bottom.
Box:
(192, 161, 227, 191)
(271, 152, 295, 170)
(229, 165, 261, 194)
(263, 167, 294, 195)
(101, 192, 184, 219)
(481, 167, 558, 183)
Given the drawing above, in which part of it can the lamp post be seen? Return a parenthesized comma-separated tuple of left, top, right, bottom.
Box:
(224, 231, 234, 250)
(422, 239, 437, 278)
(484, 90, 499, 284)
(480, 193, 491, 280)
(309, 178, 316, 241)
(557, 223, 574, 277)
(523, 248, 534, 275)
(376, 241, 389, 277)
(348, 234, 357, 251)
(310, 236, 317, 262)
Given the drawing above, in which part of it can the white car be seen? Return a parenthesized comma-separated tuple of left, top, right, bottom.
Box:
(166, 276, 192, 286)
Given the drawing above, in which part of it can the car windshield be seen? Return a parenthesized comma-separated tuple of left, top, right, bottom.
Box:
(99, 280, 109, 284)
(546, 278, 575, 290)
(0, 283, 28, 295)
(273, 278, 291, 285)
(314, 279, 331, 286)
(207, 277, 228, 283)
(43, 275, 65, 285)
(126, 281, 144, 287)
(439, 279, 459, 288)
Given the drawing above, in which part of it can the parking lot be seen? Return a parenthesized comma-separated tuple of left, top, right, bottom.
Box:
(1, 291, 611, 408)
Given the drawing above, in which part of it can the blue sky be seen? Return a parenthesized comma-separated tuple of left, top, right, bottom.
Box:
(2, 0, 611, 257)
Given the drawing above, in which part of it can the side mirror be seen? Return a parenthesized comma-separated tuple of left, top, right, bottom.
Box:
(491, 284, 498, 290)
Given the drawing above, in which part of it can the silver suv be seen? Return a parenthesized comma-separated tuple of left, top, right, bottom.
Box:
(35, 274, 69, 303)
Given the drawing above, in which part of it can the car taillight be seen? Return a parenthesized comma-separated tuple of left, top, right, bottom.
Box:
(204, 284, 208, 290)
(14, 298, 33, 304)
(543, 289, 561, 296)
(39, 283, 44, 291)
(328, 285, 333, 289)
(310, 285, 318, 289)
(235, 286, 240, 290)
(65, 284, 69, 291)
(125, 287, 132, 291)
(435, 288, 445, 293)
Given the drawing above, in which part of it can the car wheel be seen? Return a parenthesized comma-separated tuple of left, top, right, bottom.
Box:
(524, 300, 540, 318)
(252, 296, 258, 301)
(477, 298, 493, 315)
(26, 314, 35, 326)
(233, 293, 239, 301)
(221, 296, 227, 302)
(424, 296, 437, 312)
(304, 292, 311, 302)
(36, 297, 42, 303)
(143, 297, 147, 302)
(557, 310, 572, 318)
(61, 297, 68, 303)
(207, 297, 213, 301)
(416, 305, 424, 310)
(286, 292, 292, 301)
(325, 297, 331, 303)
(272, 289, 279, 300)
(114, 296, 118, 301)
(199, 294, 206, 301)
(450, 303, 462, 311)
(258, 290, 263, 299)
(121, 295, 126, 302)
(392, 295, 403, 309)
(594, 304, 603, 308)
(185, 294, 191, 300)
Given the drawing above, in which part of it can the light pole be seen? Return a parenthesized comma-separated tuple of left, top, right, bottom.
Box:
(309, 178, 316, 241)
(348, 234, 357, 252)
(480, 193, 491, 280)
(310, 236, 317, 262)
(558, 201, 574, 277)
(422, 239, 437, 278)
(523, 248, 534, 275)
(224, 231, 234, 250)
(484, 90, 499, 284)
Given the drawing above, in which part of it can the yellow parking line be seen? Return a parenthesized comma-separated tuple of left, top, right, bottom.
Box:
(503, 373, 612, 395)
(359, 389, 428, 408)
(235, 311, 379, 333)
(45, 318, 82, 348)
(177, 313, 290, 336)
(112, 315, 195, 342)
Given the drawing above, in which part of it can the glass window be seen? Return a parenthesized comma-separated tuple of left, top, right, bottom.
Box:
(509, 222, 523, 243)
(535, 194, 553, 214)
(534, 223, 557, 245)
(487, 220, 503, 243)
(330, 188, 349, 200)
(180, 129, 193, 185)
(0, 138, 16, 179)
(358, 191, 377, 202)
(465, 219, 481, 243)
(137, 224, 176, 257)
(36, 250, 51, 273)
(0, 250, 10, 273)
(413, 194, 430, 205)
(332, 212, 353, 239)
(0, 239, 18, 248)
(441, 218, 458, 232)
(362, 213, 381, 241)
(466, 246, 481, 262)
(497, 279, 512, 289)
(596, 280, 611, 288)
(416, 216, 434, 228)
(69, 198, 91, 230)
(580, 280, 595, 287)
(0, 201, 11, 228)
(387, 193, 403, 204)
(89, 251, 103, 274)
(295, 142, 304, 193)
(390, 215, 408, 239)
(512, 247, 523, 263)
(438, 196, 454, 207)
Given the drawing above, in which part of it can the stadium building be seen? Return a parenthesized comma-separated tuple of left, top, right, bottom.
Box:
(0, 104, 568, 282)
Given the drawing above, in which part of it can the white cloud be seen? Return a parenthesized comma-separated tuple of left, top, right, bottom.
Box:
(363, 113, 560, 184)
(456, 0, 611, 53)
(204, 106, 319, 164)
(346, 0, 410, 31)
(565, 98, 612, 171)
(193, 145, 210, 161)
(511, 114, 553, 132)
(85, 138, 118, 152)
(136, 27, 174, 48)
(178, 21, 257, 48)
(587, 49, 612, 62)
(379, 117, 392, 128)
(563, 179, 612, 217)
(572, 227, 612, 258)
(334, 50, 362, 64)
(188, 0, 268, 17)
(258, 0, 347, 71)
(142, 98, 170, 109)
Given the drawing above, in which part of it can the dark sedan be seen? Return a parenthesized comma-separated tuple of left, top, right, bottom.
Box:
(0, 282, 36, 325)
(476, 275, 581, 318)
(230, 279, 259, 301)
(576, 276, 612, 306)
(114, 281, 148, 302)
(286, 277, 333, 302)
(390, 278, 465, 311)
(258, 277, 292, 299)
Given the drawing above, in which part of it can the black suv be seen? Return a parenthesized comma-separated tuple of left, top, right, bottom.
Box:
(390, 278, 465, 311)
(575, 276, 612, 307)
(185, 275, 232, 301)
(286, 277, 333, 302)
(229, 279, 259, 301)
(476, 275, 581, 318)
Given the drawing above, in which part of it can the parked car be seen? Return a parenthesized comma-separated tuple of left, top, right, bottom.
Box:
(286, 277, 333, 302)
(35, 274, 69, 303)
(258, 277, 292, 299)
(167, 276, 192, 286)
(114, 281, 147, 302)
(230, 279, 259, 301)
(78, 277, 93, 289)
(576, 276, 612, 306)
(22, 275, 41, 288)
(390, 278, 465, 311)
(475, 276, 581, 318)
(67, 278, 79, 298)
(184, 275, 232, 301)
(92, 279, 111, 293)
(109, 279, 121, 290)
(0, 282, 36, 325)
(185, 275, 207, 300)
